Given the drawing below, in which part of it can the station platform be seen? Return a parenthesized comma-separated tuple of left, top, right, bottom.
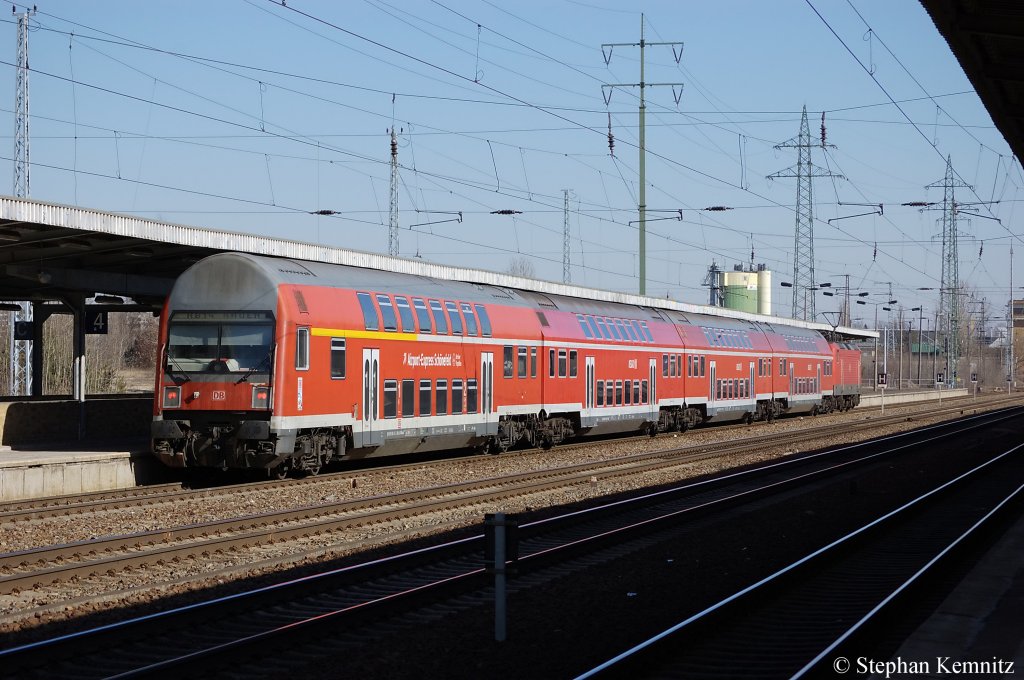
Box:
(872, 501, 1024, 677)
(0, 439, 166, 502)
(0, 396, 168, 501)
(858, 387, 968, 408)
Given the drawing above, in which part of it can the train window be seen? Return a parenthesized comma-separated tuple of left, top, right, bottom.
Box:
(530, 347, 537, 378)
(295, 327, 310, 370)
(700, 355, 705, 377)
(517, 347, 528, 378)
(677, 355, 683, 376)
(436, 379, 448, 415)
(429, 300, 448, 334)
(663, 354, 669, 378)
(615, 380, 623, 405)
(614, 319, 630, 340)
(633, 381, 640, 404)
(669, 354, 676, 377)
(330, 338, 346, 379)
(596, 380, 605, 406)
(474, 304, 492, 337)
(606, 381, 614, 406)
(395, 296, 415, 332)
(377, 294, 398, 332)
(402, 379, 415, 418)
(357, 292, 379, 331)
(639, 321, 653, 342)
(607, 319, 622, 341)
(461, 303, 479, 336)
(631, 320, 645, 342)
(467, 379, 478, 413)
(569, 350, 578, 378)
(558, 349, 567, 378)
(641, 380, 648, 404)
(623, 321, 639, 342)
(687, 355, 692, 377)
(413, 298, 432, 333)
(445, 301, 464, 335)
(504, 346, 514, 378)
(419, 380, 432, 416)
(595, 318, 611, 340)
(384, 380, 398, 419)
(452, 380, 463, 414)
(550, 349, 556, 377)
(587, 316, 602, 339)
(624, 380, 632, 405)
(578, 314, 593, 339)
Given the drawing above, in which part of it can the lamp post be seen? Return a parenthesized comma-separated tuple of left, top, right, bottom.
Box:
(855, 297, 897, 390)
(912, 307, 923, 388)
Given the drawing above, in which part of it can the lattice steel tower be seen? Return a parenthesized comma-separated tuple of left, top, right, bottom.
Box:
(768, 106, 842, 321)
(10, 6, 35, 396)
(927, 155, 971, 383)
(388, 128, 399, 257)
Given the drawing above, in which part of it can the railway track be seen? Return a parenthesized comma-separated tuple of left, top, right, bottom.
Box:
(0, 398, 1012, 600)
(0, 391, 1010, 525)
(580, 423, 1024, 678)
(3, 404, 1020, 678)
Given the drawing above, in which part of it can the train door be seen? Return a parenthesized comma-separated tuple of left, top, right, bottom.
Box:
(481, 352, 494, 433)
(361, 348, 380, 445)
(709, 360, 717, 405)
(585, 356, 595, 416)
(816, 364, 822, 394)
(649, 358, 657, 420)
(749, 362, 755, 401)
(789, 362, 796, 396)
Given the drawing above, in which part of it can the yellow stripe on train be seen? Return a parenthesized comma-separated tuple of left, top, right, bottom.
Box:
(311, 327, 418, 341)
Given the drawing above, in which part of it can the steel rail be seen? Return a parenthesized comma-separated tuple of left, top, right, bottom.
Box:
(0, 405, 1016, 596)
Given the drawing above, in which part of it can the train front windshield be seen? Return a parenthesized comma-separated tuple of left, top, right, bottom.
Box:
(166, 312, 274, 375)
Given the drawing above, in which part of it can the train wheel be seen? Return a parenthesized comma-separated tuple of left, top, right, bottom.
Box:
(273, 463, 290, 480)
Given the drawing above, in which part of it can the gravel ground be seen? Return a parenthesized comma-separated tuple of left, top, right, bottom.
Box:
(0, 396, 1010, 642)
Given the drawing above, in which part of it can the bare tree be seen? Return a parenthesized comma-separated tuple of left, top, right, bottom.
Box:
(506, 256, 536, 279)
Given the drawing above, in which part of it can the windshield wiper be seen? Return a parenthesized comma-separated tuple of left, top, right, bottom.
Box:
(165, 354, 192, 384)
(236, 350, 274, 384)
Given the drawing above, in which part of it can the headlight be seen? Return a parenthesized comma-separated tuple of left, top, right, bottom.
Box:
(251, 385, 271, 409)
(163, 386, 182, 408)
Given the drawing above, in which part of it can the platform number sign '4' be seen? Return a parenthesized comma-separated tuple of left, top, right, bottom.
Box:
(85, 309, 108, 335)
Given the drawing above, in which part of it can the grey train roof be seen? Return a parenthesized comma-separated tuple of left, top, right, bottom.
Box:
(169, 252, 876, 340)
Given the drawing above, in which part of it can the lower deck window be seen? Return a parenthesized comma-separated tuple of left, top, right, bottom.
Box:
(384, 380, 397, 418)
(436, 379, 448, 415)
(596, 380, 605, 406)
(419, 380, 431, 416)
(402, 379, 415, 417)
(452, 380, 463, 414)
(467, 379, 478, 413)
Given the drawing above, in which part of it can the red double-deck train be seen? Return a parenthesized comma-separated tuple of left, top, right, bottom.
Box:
(152, 252, 866, 475)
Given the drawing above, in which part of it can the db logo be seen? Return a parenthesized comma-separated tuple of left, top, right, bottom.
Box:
(212, 390, 227, 401)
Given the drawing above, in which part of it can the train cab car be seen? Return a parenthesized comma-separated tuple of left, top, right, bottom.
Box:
(152, 251, 869, 475)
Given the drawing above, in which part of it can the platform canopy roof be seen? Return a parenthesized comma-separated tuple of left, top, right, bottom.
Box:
(0, 196, 878, 339)
(921, 0, 1024, 163)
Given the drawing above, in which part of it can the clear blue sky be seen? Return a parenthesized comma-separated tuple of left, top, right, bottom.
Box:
(2, 1, 1018, 327)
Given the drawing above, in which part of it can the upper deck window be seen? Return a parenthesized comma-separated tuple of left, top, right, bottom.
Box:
(395, 296, 415, 332)
(474, 304, 492, 337)
(461, 303, 479, 336)
(445, 301, 464, 335)
(429, 300, 448, 334)
(356, 292, 379, 331)
(376, 294, 398, 332)
(412, 298, 432, 333)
